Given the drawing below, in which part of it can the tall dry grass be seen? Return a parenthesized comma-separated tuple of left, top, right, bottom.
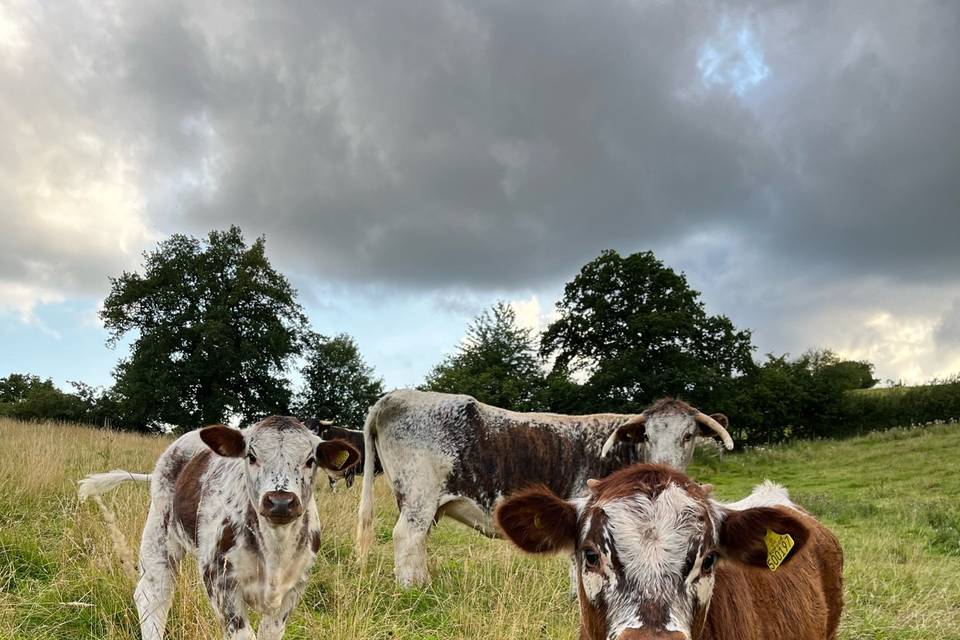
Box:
(1, 417, 959, 639)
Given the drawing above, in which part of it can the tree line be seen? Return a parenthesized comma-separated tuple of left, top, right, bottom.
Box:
(5, 226, 951, 444)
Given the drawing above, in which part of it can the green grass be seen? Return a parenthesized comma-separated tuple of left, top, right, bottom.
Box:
(1, 418, 958, 639)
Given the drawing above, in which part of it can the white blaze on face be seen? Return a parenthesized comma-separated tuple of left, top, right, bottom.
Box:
(644, 413, 698, 470)
(243, 424, 321, 506)
(584, 485, 713, 638)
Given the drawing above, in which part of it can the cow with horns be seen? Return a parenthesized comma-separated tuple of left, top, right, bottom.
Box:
(356, 390, 733, 587)
(496, 464, 844, 640)
(79, 416, 360, 640)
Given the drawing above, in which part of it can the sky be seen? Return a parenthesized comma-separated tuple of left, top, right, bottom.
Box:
(2, 0, 959, 391)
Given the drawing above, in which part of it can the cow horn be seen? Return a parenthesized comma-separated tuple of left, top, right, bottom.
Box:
(600, 414, 647, 458)
(695, 412, 734, 450)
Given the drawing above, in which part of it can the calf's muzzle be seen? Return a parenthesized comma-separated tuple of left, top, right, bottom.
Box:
(260, 491, 303, 524)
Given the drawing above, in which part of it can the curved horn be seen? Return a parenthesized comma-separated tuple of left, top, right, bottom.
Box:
(600, 414, 647, 458)
(695, 412, 734, 450)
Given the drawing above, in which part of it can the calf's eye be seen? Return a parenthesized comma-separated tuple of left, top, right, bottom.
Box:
(582, 548, 601, 570)
(701, 551, 718, 573)
(247, 453, 257, 465)
(305, 457, 315, 468)
(683, 433, 694, 443)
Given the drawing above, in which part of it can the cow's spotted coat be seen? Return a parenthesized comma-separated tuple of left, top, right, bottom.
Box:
(79, 416, 359, 640)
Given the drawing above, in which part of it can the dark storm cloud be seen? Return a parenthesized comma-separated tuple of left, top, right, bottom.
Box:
(5, 0, 957, 293)
(104, 0, 776, 286)
(3, 0, 959, 380)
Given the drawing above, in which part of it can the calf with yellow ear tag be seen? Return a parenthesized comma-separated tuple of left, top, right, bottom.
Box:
(496, 464, 843, 640)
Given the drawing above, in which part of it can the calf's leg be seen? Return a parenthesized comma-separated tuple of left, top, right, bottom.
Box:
(201, 558, 253, 640)
(135, 508, 183, 640)
(258, 576, 309, 640)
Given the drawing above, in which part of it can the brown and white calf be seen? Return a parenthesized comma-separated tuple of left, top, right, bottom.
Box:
(355, 390, 733, 587)
(496, 464, 844, 640)
(302, 419, 383, 489)
(78, 416, 359, 640)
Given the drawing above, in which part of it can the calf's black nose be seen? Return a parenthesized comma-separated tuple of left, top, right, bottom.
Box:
(261, 491, 302, 522)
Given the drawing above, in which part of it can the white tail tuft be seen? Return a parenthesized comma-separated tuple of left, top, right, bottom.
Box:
(78, 470, 151, 501)
(355, 400, 382, 559)
(78, 469, 151, 582)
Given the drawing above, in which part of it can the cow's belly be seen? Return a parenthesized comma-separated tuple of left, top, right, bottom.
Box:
(437, 495, 498, 537)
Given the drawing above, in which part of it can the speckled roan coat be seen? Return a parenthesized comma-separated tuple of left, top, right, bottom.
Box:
(79, 417, 359, 640)
(355, 389, 679, 587)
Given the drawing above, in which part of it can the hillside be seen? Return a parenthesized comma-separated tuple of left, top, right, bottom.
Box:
(1, 418, 958, 639)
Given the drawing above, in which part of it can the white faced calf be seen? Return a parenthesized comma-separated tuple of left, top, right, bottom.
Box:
(79, 416, 360, 640)
(496, 464, 843, 640)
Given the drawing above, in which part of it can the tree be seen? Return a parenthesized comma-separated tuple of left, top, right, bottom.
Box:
(0, 373, 54, 403)
(540, 250, 755, 412)
(715, 349, 878, 444)
(295, 333, 384, 427)
(422, 302, 546, 411)
(101, 226, 306, 431)
(0, 373, 91, 423)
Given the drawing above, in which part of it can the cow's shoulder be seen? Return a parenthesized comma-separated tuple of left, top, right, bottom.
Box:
(153, 431, 208, 490)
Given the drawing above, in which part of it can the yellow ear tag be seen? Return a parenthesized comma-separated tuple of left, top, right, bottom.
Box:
(764, 529, 795, 572)
(334, 450, 350, 469)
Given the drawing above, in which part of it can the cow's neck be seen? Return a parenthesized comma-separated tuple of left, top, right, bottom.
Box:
(245, 504, 313, 608)
(581, 440, 638, 486)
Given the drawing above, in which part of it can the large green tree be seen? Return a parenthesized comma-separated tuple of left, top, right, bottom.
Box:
(101, 226, 306, 431)
(295, 333, 384, 427)
(718, 349, 876, 444)
(540, 250, 754, 412)
(422, 302, 546, 411)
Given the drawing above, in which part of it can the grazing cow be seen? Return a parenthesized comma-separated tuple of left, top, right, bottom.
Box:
(355, 390, 733, 587)
(496, 464, 844, 640)
(302, 418, 383, 489)
(78, 416, 360, 640)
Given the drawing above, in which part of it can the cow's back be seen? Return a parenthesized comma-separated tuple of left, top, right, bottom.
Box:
(373, 390, 617, 511)
(703, 512, 843, 640)
(148, 432, 219, 547)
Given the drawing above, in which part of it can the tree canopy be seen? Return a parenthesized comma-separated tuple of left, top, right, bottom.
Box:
(101, 226, 306, 430)
(295, 333, 384, 427)
(540, 250, 755, 412)
(422, 302, 546, 411)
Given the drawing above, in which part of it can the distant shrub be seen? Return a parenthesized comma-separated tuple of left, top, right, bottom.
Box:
(838, 377, 960, 435)
(711, 350, 878, 445)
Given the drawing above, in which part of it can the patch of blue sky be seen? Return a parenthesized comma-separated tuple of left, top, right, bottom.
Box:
(0, 298, 127, 389)
(697, 19, 770, 96)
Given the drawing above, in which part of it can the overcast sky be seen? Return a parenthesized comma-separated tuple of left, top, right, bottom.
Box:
(2, 0, 959, 391)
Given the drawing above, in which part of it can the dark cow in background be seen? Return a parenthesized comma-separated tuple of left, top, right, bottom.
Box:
(496, 464, 844, 640)
(355, 389, 733, 587)
(302, 418, 383, 489)
(79, 417, 360, 640)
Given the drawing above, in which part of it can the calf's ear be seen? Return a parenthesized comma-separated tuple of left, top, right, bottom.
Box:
(600, 415, 647, 458)
(495, 486, 578, 554)
(200, 425, 246, 458)
(719, 506, 810, 569)
(316, 440, 361, 472)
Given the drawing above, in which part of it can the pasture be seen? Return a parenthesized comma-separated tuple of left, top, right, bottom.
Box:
(0, 417, 958, 639)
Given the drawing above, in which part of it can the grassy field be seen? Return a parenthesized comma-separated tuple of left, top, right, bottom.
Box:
(1, 417, 958, 639)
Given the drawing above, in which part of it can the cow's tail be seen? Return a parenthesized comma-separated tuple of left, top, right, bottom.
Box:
(78, 470, 151, 582)
(356, 399, 383, 559)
